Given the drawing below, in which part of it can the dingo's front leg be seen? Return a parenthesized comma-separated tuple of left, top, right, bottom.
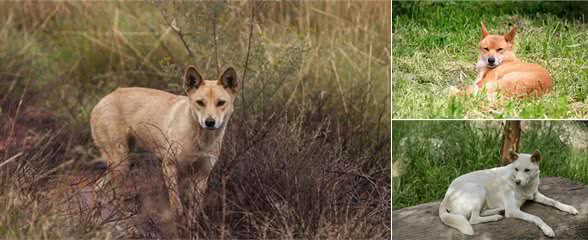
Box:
(181, 153, 217, 210)
(506, 208, 555, 237)
(162, 157, 183, 217)
(534, 192, 579, 215)
(472, 69, 485, 95)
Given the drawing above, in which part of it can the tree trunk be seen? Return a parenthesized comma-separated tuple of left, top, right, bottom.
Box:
(500, 120, 521, 166)
(392, 177, 588, 240)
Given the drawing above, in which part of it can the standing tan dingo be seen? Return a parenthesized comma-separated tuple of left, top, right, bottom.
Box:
(90, 66, 239, 217)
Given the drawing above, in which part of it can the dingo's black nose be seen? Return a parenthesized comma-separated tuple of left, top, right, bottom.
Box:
(488, 57, 495, 64)
(515, 179, 521, 185)
(205, 118, 216, 128)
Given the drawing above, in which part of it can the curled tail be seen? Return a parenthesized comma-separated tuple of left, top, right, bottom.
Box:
(439, 198, 474, 235)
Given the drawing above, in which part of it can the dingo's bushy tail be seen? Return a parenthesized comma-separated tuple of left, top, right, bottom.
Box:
(439, 198, 474, 235)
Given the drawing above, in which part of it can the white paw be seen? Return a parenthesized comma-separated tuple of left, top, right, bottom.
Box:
(462, 226, 474, 236)
(494, 215, 504, 221)
(566, 205, 579, 215)
(541, 225, 555, 238)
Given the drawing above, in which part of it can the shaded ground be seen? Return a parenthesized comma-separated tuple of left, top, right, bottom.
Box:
(56, 164, 174, 239)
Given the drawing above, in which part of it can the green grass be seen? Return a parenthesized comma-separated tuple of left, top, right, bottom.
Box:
(392, 120, 588, 209)
(392, 1, 588, 119)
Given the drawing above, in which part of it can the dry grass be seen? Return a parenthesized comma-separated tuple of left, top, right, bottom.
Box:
(0, 1, 390, 239)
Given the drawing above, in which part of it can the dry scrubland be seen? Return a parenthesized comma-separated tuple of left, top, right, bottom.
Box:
(0, 1, 390, 239)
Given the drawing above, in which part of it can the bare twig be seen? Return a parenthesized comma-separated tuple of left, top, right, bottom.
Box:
(221, 176, 227, 240)
(245, 68, 292, 111)
(159, 5, 194, 59)
(224, 110, 285, 177)
(212, 10, 221, 76)
(6, 59, 33, 159)
(0, 152, 23, 168)
(330, 59, 348, 114)
(241, 2, 256, 124)
(177, 28, 194, 59)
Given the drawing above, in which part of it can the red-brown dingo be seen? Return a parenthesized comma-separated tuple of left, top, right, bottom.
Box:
(451, 22, 552, 99)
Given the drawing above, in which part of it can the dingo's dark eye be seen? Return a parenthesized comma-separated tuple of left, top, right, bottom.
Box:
(483, 48, 489, 51)
(217, 100, 226, 107)
(497, 48, 504, 52)
(196, 100, 205, 106)
(514, 168, 518, 172)
(524, 168, 530, 172)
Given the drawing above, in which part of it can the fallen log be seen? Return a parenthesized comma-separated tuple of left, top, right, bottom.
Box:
(393, 177, 588, 239)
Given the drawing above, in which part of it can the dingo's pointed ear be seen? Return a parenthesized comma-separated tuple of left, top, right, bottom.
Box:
(531, 150, 542, 163)
(219, 67, 239, 93)
(504, 26, 517, 43)
(509, 149, 519, 161)
(184, 65, 203, 93)
(481, 21, 489, 38)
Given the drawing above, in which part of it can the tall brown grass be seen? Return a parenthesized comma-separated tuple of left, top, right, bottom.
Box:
(0, 1, 390, 238)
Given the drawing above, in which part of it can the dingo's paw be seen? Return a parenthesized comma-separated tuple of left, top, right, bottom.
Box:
(448, 86, 461, 96)
(462, 226, 474, 235)
(541, 225, 555, 238)
(564, 205, 579, 215)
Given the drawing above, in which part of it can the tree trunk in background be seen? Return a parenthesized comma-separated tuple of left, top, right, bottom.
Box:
(500, 120, 521, 166)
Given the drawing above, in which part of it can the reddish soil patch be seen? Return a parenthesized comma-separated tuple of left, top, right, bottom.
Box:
(1, 104, 58, 153)
(56, 167, 175, 238)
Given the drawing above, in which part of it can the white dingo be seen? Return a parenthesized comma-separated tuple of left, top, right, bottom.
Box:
(439, 150, 578, 237)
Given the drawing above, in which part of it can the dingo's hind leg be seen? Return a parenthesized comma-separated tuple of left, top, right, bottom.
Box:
(450, 185, 503, 225)
(470, 208, 504, 224)
(468, 188, 503, 224)
(93, 126, 131, 198)
(481, 207, 504, 217)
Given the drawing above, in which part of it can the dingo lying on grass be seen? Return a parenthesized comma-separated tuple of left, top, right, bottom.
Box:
(450, 22, 552, 99)
(439, 150, 578, 237)
(91, 66, 239, 217)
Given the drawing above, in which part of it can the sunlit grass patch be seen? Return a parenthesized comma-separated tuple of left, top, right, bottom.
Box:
(392, 1, 588, 119)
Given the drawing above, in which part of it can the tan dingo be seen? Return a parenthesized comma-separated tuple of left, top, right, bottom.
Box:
(90, 65, 239, 217)
(450, 22, 552, 99)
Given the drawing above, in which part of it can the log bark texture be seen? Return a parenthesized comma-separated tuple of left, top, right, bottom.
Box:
(392, 177, 588, 240)
(500, 120, 521, 166)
